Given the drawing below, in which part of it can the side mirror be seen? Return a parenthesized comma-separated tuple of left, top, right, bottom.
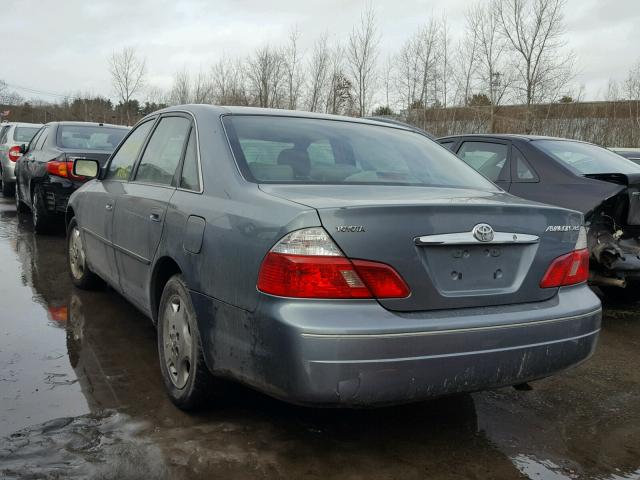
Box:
(73, 159, 100, 179)
(19, 144, 27, 154)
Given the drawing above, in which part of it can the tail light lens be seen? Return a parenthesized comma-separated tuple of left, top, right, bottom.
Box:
(540, 248, 589, 288)
(47, 155, 86, 180)
(8, 146, 22, 162)
(257, 227, 410, 299)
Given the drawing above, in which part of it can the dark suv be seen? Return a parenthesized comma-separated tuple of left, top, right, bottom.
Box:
(15, 121, 128, 232)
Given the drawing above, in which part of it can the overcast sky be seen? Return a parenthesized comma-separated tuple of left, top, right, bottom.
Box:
(2, 0, 639, 104)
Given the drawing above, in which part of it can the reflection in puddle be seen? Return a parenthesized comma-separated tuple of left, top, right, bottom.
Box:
(512, 454, 576, 480)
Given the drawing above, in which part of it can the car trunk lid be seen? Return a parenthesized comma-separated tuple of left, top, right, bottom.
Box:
(260, 184, 583, 311)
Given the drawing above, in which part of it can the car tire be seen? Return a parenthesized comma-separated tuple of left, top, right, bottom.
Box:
(31, 185, 52, 234)
(67, 218, 102, 289)
(158, 274, 217, 410)
(600, 282, 640, 304)
(15, 184, 28, 213)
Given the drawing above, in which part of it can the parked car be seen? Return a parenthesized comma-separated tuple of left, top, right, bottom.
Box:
(66, 106, 600, 410)
(437, 134, 640, 302)
(14, 121, 128, 232)
(0, 122, 41, 196)
(610, 148, 640, 164)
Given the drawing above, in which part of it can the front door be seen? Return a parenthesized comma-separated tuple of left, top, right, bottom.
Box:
(85, 119, 156, 286)
(111, 115, 192, 309)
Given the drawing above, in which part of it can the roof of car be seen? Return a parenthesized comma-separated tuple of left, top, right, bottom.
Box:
(152, 104, 416, 132)
(438, 133, 591, 143)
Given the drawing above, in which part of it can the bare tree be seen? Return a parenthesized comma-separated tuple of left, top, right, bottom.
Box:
(211, 56, 249, 105)
(325, 44, 354, 115)
(453, 16, 480, 106)
(307, 33, 330, 112)
(169, 69, 191, 105)
(395, 34, 422, 111)
(109, 47, 147, 123)
(190, 69, 213, 104)
(283, 27, 304, 110)
(471, 1, 515, 131)
(497, 0, 573, 107)
(247, 46, 286, 108)
(347, 5, 380, 116)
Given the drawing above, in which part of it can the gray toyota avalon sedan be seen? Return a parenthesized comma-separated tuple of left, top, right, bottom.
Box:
(66, 105, 601, 410)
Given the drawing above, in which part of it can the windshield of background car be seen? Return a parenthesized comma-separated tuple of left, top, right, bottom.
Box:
(223, 116, 498, 189)
(57, 125, 127, 151)
(13, 127, 40, 143)
(535, 139, 640, 175)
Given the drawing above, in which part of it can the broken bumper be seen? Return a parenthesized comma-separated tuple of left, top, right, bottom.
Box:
(192, 284, 601, 407)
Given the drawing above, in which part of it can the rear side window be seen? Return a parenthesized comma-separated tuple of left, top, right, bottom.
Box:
(512, 146, 538, 182)
(0, 126, 9, 143)
(457, 141, 508, 182)
(106, 120, 154, 180)
(180, 129, 200, 191)
(439, 140, 455, 151)
(222, 116, 496, 190)
(14, 127, 40, 143)
(135, 116, 191, 186)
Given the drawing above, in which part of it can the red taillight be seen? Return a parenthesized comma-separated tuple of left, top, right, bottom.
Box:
(47, 160, 70, 178)
(257, 252, 410, 299)
(8, 146, 21, 162)
(540, 248, 589, 288)
(46, 158, 85, 180)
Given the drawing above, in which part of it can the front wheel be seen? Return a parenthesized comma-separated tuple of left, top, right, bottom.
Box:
(158, 274, 217, 410)
(67, 218, 101, 289)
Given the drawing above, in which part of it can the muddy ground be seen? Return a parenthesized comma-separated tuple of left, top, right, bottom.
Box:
(0, 196, 639, 480)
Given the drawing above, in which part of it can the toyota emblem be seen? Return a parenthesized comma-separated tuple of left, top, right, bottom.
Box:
(472, 223, 494, 242)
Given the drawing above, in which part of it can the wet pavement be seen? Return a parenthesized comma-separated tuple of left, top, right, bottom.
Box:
(0, 196, 639, 480)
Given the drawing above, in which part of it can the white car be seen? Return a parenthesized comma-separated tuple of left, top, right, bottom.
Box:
(0, 122, 42, 196)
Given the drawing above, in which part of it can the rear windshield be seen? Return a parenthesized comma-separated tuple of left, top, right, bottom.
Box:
(223, 116, 497, 189)
(57, 125, 128, 151)
(535, 140, 640, 175)
(14, 127, 40, 143)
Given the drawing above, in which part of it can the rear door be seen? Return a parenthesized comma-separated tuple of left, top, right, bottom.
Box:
(455, 139, 511, 190)
(111, 114, 192, 309)
(83, 119, 155, 285)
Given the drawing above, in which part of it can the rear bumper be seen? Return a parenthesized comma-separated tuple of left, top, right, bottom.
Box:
(40, 178, 81, 213)
(192, 284, 601, 407)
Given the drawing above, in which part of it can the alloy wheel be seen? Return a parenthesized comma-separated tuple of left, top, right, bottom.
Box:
(68, 226, 86, 280)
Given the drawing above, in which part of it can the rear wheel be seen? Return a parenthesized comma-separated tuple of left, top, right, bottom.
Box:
(600, 281, 640, 304)
(32, 185, 52, 234)
(158, 274, 216, 410)
(67, 218, 101, 289)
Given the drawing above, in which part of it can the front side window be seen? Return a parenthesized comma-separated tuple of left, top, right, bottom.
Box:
(535, 140, 640, 175)
(135, 116, 191, 186)
(58, 125, 127, 151)
(457, 141, 509, 182)
(105, 120, 154, 180)
(223, 116, 497, 190)
(14, 127, 40, 143)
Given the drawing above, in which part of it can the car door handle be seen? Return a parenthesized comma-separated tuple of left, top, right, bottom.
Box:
(149, 212, 161, 222)
(105, 203, 113, 211)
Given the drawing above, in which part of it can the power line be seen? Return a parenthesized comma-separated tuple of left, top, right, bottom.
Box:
(3, 82, 81, 100)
